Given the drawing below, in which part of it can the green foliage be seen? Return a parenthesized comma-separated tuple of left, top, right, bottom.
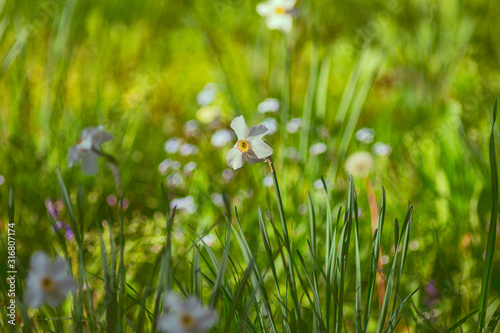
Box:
(0, 0, 499, 331)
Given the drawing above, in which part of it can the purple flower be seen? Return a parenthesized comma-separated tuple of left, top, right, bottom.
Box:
(65, 228, 74, 241)
(45, 198, 59, 219)
(425, 281, 439, 298)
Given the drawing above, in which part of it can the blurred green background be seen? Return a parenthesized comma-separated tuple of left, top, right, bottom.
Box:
(1, 0, 500, 330)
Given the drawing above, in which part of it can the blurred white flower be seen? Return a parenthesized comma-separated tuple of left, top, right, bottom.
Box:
(183, 162, 197, 174)
(226, 116, 273, 170)
(286, 118, 302, 133)
(165, 138, 183, 154)
(24, 252, 76, 308)
(202, 234, 217, 247)
(256, 0, 296, 33)
(258, 98, 280, 113)
(309, 142, 327, 156)
(356, 128, 375, 144)
(180, 144, 199, 156)
(211, 129, 234, 147)
(68, 126, 113, 175)
(344, 151, 375, 178)
(158, 293, 217, 333)
(0, 175, 4, 185)
(196, 106, 221, 124)
(170, 196, 197, 214)
(222, 169, 234, 181)
(372, 142, 392, 156)
(159, 158, 174, 175)
(196, 83, 217, 106)
(211, 193, 224, 207)
(262, 117, 278, 135)
(172, 161, 182, 170)
(166, 174, 184, 188)
(184, 120, 200, 137)
(313, 179, 324, 190)
(263, 175, 274, 187)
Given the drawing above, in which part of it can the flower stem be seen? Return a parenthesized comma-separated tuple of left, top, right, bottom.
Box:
(92, 148, 122, 197)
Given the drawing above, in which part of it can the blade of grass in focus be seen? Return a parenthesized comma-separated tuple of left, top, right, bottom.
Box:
(478, 100, 498, 331)
(232, 208, 276, 333)
(375, 219, 401, 333)
(56, 169, 96, 331)
(353, 186, 363, 332)
(208, 223, 230, 309)
(364, 187, 386, 332)
(257, 206, 290, 333)
(335, 174, 355, 332)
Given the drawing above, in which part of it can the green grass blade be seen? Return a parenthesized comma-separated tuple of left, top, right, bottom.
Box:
(479, 99, 498, 331)
(375, 219, 401, 333)
(447, 309, 479, 332)
(385, 287, 421, 333)
(208, 224, 231, 308)
(335, 174, 355, 332)
(364, 187, 386, 332)
(223, 259, 254, 333)
(486, 303, 500, 333)
(353, 189, 362, 333)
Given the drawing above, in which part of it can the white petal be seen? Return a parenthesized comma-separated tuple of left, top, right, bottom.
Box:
(80, 127, 96, 140)
(24, 286, 43, 308)
(91, 129, 113, 145)
(195, 308, 218, 330)
(77, 139, 92, 152)
(283, 0, 296, 10)
(56, 277, 77, 294)
(68, 146, 81, 167)
(226, 147, 245, 170)
(30, 252, 50, 274)
(248, 138, 273, 159)
(44, 292, 67, 307)
(51, 258, 67, 275)
(266, 14, 293, 32)
(81, 155, 98, 175)
(157, 314, 182, 333)
(163, 293, 183, 312)
(230, 116, 249, 140)
(245, 150, 266, 164)
(184, 296, 202, 312)
(256, 1, 274, 16)
(248, 124, 268, 139)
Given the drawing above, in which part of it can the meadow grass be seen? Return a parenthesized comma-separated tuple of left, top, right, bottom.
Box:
(1, 0, 500, 332)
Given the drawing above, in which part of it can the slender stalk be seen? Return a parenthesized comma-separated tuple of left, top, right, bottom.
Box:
(266, 157, 301, 327)
(364, 177, 386, 308)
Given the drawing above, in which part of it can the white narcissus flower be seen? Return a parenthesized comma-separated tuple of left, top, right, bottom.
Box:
(256, 0, 296, 33)
(24, 252, 76, 308)
(68, 126, 113, 175)
(344, 151, 375, 178)
(226, 116, 273, 170)
(158, 293, 217, 333)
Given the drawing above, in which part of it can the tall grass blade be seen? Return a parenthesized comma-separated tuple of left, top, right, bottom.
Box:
(478, 99, 498, 331)
(364, 187, 386, 332)
(208, 224, 231, 308)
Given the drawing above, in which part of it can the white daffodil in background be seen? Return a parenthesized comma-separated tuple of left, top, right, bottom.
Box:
(24, 252, 76, 308)
(226, 116, 273, 170)
(257, 0, 296, 33)
(68, 126, 113, 175)
(344, 151, 375, 178)
(158, 293, 217, 333)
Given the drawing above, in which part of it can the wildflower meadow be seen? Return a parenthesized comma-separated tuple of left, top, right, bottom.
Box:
(1, 0, 500, 332)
